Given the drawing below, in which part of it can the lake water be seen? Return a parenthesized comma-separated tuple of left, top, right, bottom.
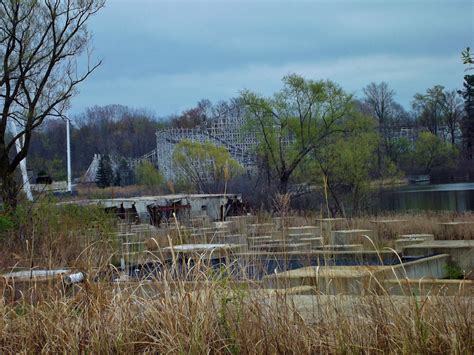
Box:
(376, 182, 474, 212)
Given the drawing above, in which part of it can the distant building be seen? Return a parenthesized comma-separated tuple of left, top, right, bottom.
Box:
(63, 194, 244, 225)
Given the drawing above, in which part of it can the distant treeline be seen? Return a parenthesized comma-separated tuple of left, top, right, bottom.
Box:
(28, 77, 473, 186)
(28, 105, 166, 179)
(27, 99, 230, 179)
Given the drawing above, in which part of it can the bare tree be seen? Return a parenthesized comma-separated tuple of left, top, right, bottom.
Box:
(412, 85, 446, 136)
(363, 82, 395, 128)
(442, 90, 464, 146)
(170, 99, 211, 129)
(363, 82, 396, 173)
(0, 0, 105, 209)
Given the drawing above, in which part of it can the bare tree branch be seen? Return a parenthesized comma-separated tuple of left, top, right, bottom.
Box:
(0, 0, 105, 209)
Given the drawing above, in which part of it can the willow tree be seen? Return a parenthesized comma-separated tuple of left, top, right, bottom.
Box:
(241, 74, 353, 194)
(309, 113, 378, 215)
(0, 0, 105, 209)
(173, 140, 243, 193)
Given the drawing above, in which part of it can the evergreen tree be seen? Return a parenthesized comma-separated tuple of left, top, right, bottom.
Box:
(95, 155, 113, 188)
(459, 75, 474, 159)
(113, 170, 121, 187)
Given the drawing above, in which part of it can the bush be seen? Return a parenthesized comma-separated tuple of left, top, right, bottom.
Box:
(0, 215, 14, 233)
(135, 161, 164, 187)
(445, 262, 464, 279)
(1, 199, 117, 268)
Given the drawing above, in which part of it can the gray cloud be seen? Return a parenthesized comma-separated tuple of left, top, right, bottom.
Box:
(71, 0, 473, 116)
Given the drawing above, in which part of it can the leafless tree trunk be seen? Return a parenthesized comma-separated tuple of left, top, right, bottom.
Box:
(363, 82, 395, 174)
(0, 0, 104, 210)
(442, 90, 463, 146)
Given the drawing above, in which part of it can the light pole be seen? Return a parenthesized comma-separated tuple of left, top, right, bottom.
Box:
(64, 116, 72, 193)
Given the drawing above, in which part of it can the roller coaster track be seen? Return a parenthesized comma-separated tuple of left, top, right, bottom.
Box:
(137, 126, 257, 179)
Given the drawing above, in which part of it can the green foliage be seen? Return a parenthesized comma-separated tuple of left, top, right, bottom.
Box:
(461, 47, 473, 67)
(29, 158, 66, 181)
(242, 74, 354, 193)
(390, 137, 412, 167)
(0, 215, 14, 235)
(444, 262, 464, 279)
(113, 171, 121, 187)
(6, 198, 118, 266)
(113, 158, 135, 187)
(411, 132, 458, 174)
(95, 155, 114, 188)
(172, 140, 243, 193)
(215, 278, 249, 355)
(310, 113, 379, 214)
(171, 177, 195, 194)
(135, 161, 164, 187)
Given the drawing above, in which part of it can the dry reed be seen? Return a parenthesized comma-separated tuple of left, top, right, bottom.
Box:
(0, 202, 473, 353)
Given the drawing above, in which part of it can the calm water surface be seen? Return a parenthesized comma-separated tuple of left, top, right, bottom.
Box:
(377, 183, 474, 212)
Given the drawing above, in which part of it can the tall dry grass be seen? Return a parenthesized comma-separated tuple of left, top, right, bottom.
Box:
(0, 200, 117, 270)
(1, 202, 473, 353)
(74, 183, 168, 200)
(351, 211, 474, 242)
(0, 267, 472, 353)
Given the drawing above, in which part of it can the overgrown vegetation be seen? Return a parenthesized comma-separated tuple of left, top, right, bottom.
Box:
(0, 201, 117, 270)
(136, 161, 165, 188)
(0, 215, 14, 235)
(173, 140, 243, 193)
(0, 276, 471, 353)
(0, 201, 472, 352)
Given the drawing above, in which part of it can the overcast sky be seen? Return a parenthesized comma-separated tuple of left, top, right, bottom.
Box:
(71, 0, 473, 117)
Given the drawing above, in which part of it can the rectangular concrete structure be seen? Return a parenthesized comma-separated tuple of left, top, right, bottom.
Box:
(383, 279, 474, 296)
(287, 233, 316, 242)
(287, 226, 320, 237)
(247, 223, 276, 236)
(402, 240, 474, 273)
(61, 194, 243, 225)
(263, 254, 450, 294)
(254, 243, 312, 253)
(316, 218, 347, 231)
(330, 229, 373, 246)
(395, 234, 434, 250)
(319, 244, 364, 252)
(299, 237, 324, 249)
(400, 233, 435, 241)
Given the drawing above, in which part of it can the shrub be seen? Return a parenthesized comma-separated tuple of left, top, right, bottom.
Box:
(0, 215, 14, 233)
(135, 161, 164, 187)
